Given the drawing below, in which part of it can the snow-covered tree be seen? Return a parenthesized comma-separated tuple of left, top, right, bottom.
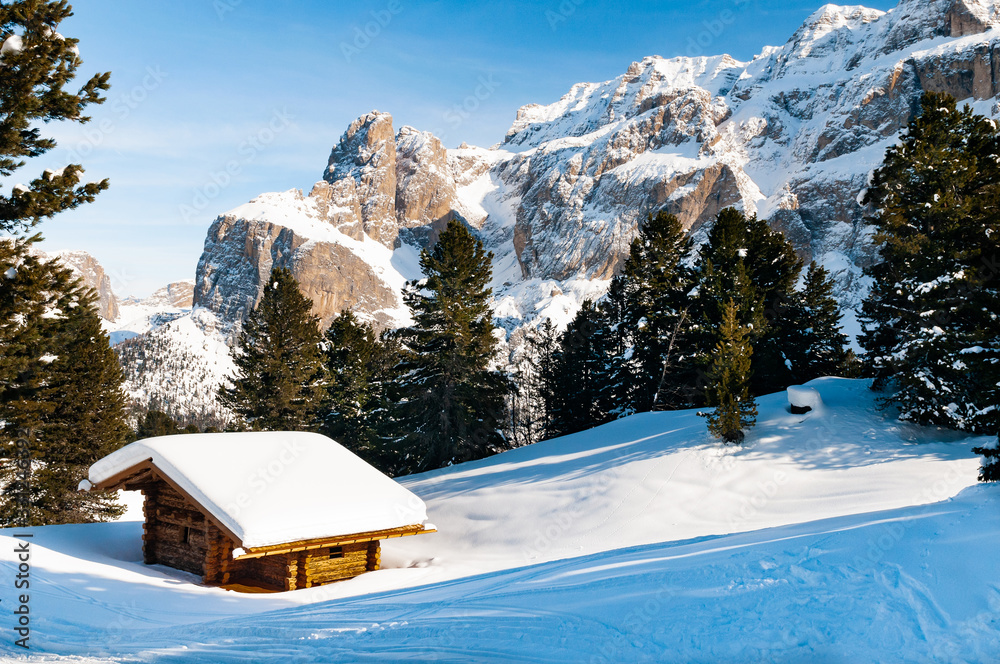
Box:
(859, 92, 1000, 434)
(507, 320, 559, 447)
(973, 435, 1000, 482)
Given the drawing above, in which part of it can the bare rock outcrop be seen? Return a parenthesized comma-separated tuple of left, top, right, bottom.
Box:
(144, 280, 195, 309)
(395, 126, 458, 245)
(193, 190, 401, 330)
(37, 249, 120, 321)
(322, 111, 399, 247)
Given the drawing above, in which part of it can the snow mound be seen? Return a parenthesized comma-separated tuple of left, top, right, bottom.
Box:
(787, 384, 823, 412)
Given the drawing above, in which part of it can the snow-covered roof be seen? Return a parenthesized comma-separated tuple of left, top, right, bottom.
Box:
(86, 432, 428, 549)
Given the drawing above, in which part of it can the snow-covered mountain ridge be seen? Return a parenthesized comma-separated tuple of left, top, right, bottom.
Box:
(192, 0, 1000, 336)
(102, 0, 1000, 423)
(98, 280, 234, 428)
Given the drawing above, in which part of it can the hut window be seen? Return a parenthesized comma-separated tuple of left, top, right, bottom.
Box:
(182, 526, 191, 544)
(329, 547, 343, 559)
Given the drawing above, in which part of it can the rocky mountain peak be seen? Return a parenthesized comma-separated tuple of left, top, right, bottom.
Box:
(880, 0, 1000, 53)
(502, 55, 742, 151)
(143, 279, 195, 309)
(323, 110, 399, 246)
(319, 111, 462, 249)
(192, 0, 1000, 342)
(394, 125, 458, 246)
(782, 5, 884, 59)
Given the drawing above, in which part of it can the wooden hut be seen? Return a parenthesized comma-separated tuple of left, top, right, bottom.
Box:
(82, 432, 434, 592)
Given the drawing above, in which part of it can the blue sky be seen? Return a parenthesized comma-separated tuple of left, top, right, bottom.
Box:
(33, 0, 897, 297)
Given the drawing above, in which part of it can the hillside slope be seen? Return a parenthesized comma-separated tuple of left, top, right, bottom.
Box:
(1, 379, 994, 661)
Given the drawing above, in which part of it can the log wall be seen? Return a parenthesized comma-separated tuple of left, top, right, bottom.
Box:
(139, 477, 390, 591)
(294, 542, 365, 588)
(203, 524, 233, 585)
(229, 553, 293, 591)
(141, 482, 208, 577)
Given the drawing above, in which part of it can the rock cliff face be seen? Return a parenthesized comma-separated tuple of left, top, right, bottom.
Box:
(194, 0, 1000, 333)
(394, 126, 459, 246)
(37, 249, 120, 321)
(144, 280, 195, 309)
(193, 189, 409, 329)
(322, 111, 400, 247)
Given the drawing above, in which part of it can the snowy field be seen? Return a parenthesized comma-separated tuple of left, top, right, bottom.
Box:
(1, 378, 997, 662)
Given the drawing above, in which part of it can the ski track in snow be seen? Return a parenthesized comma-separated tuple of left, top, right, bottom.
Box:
(0, 378, 996, 662)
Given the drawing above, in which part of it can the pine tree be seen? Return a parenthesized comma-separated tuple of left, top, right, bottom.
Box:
(604, 211, 696, 413)
(29, 286, 129, 524)
(135, 410, 183, 439)
(859, 92, 1000, 434)
(391, 220, 510, 472)
(691, 208, 804, 399)
(319, 310, 399, 470)
(745, 213, 803, 311)
(778, 262, 851, 384)
(743, 214, 805, 396)
(542, 301, 616, 439)
(691, 209, 764, 403)
(704, 300, 757, 444)
(695, 208, 765, 330)
(219, 268, 325, 431)
(597, 276, 633, 417)
(973, 434, 1000, 482)
(0, 3, 117, 526)
(0, 261, 128, 525)
(0, 1, 110, 235)
(526, 318, 561, 442)
(507, 321, 558, 447)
